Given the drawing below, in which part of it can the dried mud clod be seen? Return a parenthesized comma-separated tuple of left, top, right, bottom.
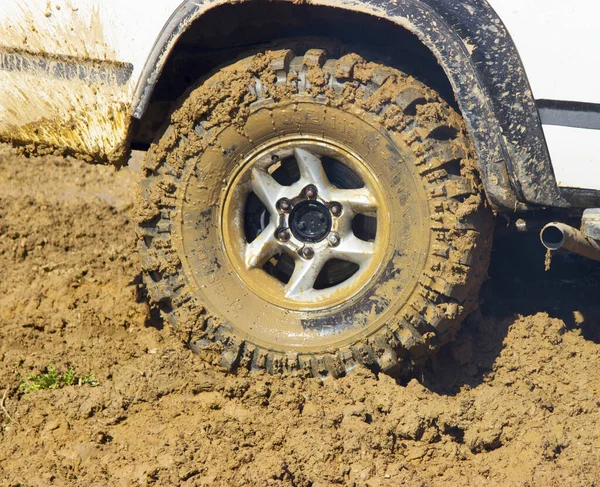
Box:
(138, 46, 493, 378)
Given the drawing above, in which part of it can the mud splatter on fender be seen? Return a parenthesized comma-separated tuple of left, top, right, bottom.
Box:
(0, 2, 134, 164)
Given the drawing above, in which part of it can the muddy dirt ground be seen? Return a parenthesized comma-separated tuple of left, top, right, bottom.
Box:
(1, 145, 600, 487)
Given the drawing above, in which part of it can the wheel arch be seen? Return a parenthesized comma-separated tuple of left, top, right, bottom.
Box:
(131, 0, 565, 211)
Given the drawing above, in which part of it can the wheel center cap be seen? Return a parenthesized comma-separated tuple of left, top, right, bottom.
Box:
(290, 200, 332, 243)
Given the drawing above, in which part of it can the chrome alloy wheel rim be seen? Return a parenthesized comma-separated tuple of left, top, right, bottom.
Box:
(221, 137, 391, 311)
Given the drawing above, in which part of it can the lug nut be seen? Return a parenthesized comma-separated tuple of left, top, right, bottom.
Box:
(277, 228, 290, 242)
(328, 233, 341, 247)
(277, 198, 292, 212)
(330, 203, 342, 216)
(304, 185, 318, 199)
(301, 247, 315, 259)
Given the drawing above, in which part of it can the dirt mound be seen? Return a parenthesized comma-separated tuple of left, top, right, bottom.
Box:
(1, 146, 599, 486)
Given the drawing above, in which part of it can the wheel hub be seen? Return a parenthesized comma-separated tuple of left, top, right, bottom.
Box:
(290, 201, 332, 243)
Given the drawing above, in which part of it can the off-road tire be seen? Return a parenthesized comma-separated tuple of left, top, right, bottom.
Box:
(137, 47, 493, 378)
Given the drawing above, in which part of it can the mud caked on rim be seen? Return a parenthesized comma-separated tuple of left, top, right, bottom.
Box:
(222, 138, 390, 311)
(138, 46, 493, 377)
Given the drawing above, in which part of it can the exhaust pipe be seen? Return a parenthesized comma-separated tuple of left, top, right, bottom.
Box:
(540, 222, 600, 262)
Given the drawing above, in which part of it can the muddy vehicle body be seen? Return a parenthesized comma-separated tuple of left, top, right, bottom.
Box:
(2, 0, 599, 377)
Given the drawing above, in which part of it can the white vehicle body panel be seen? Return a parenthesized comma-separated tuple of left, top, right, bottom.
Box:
(544, 127, 600, 191)
(0, 0, 180, 158)
(0, 0, 180, 86)
(489, 0, 600, 191)
(488, 0, 600, 105)
(545, 127, 600, 191)
(0, 0, 597, 191)
(542, 125, 600, 189)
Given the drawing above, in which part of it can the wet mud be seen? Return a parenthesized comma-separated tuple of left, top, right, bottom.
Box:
(1, 146, 600, 486)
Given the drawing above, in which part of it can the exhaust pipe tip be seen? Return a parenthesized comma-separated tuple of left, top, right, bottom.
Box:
(540, 222, 600, 262)
(540, 223, 566, 251)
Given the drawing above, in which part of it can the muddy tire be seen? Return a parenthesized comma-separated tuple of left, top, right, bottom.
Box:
(137, 48, 493, 378)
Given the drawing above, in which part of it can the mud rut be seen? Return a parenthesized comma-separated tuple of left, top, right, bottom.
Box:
(1, 145, 600, 486)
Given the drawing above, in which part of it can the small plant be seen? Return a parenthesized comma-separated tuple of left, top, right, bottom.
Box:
(78, 373, 99, 387)
(19, 364, 99, 393)
(62, 367, 76, 386)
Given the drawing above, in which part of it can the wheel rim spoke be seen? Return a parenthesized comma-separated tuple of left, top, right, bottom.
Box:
(284, 253, 327, 298)
(331, 187, 378, 215)
(245, 223, 279, 269)
(330, 235, 375, 266)
(251, 168, 283, 213)
(294, 148, 329, 189)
